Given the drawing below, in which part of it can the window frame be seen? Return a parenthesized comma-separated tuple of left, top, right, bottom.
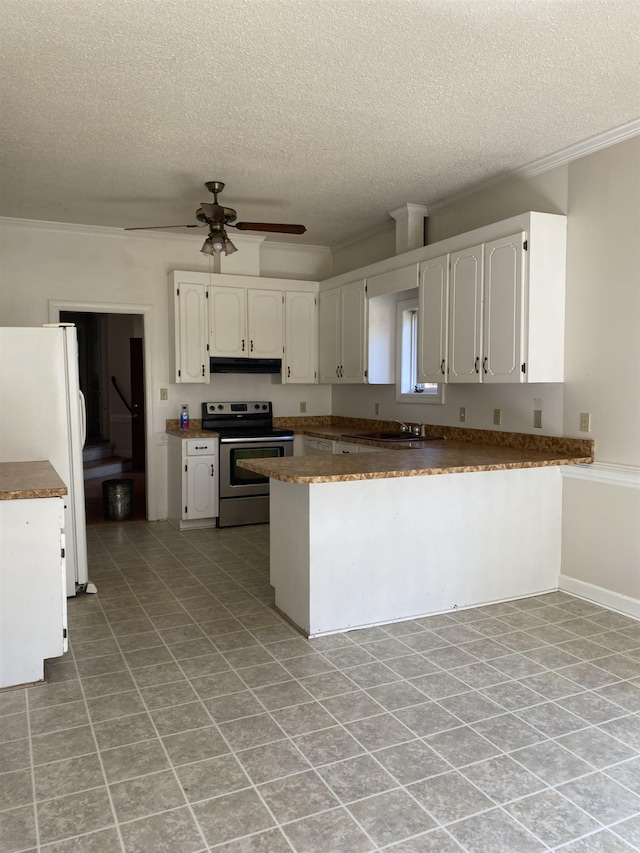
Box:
(395, 296, 445, 405)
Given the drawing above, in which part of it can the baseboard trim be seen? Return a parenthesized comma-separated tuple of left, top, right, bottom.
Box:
(561, 462, 640, 489)
(559, 574, 640, 620)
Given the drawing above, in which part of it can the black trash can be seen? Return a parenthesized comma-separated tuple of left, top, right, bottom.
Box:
(102, 478, 134, 521)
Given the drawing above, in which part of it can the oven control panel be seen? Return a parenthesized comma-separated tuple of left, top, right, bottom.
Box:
(203, 401, 271, 416)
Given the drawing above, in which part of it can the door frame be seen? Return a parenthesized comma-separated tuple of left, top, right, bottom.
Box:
(49, 299, 154, 520)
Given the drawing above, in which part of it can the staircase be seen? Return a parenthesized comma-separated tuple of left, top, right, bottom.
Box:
(83, 440, 132, 480)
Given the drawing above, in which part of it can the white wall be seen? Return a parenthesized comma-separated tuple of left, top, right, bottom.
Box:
(559, 137, 640, 615)
(0, 223, 331, 520)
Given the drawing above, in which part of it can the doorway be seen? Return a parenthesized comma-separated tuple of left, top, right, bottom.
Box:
(60, 310, 147, 524)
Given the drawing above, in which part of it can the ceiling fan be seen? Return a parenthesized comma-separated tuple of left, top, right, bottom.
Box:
(125, 181, 307, 256)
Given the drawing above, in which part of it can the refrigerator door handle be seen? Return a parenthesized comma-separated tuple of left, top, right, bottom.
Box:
(79, 390, 87, 448)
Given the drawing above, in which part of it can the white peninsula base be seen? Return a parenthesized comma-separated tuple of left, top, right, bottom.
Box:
(270, 466, 562, 637)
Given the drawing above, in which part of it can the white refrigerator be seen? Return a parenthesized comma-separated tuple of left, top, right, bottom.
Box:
(0, 325, 89, 596)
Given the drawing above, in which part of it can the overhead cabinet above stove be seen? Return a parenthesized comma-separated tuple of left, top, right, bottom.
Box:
(168, 272, 318, 384)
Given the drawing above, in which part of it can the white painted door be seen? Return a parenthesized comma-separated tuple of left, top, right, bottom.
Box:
(185, 456, 216, 520)
(247, 289, 283, 359)
(483, 233, 525, 383)
(209, 285, 247, 357)
(340, 279, 367, 383)
(448, 244, 483, 383)
(418, 254, 449, 383)
(284, 291, 317, 383)
(176, 281, 209, 383)
(318, 286, 341, 383)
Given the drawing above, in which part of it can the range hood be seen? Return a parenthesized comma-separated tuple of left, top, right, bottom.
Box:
(209, 357, 282, 374)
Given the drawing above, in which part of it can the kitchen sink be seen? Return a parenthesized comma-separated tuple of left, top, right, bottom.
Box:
(343, 431, 445, 442)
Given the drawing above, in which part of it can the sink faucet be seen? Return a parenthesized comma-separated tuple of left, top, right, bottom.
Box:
(394, 420, 411, 433)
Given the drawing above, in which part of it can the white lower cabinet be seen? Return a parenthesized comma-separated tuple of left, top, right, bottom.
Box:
(333, 441, 384, 454)
(0, 495, 67, 688)
(168, 436, 218, 529)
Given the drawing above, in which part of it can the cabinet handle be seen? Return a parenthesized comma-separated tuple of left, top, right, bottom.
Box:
(440, 359, 445, 375)
(287, 366, 291, 378)
(250, 340, 254, 352)
(242, 339, 245, 351)
(474, 356, 480, 374)
(211, 464, 214, 476)
(201, 364, 205, 376)
(482, 356, 488, 374)
(336, 366, 340, 378)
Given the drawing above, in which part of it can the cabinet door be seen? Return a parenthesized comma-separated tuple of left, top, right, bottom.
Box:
(185, 456, 217, 520)
(418, 255, 449, 383)
(209, 285, 247, 357)
(318, 286, 341, 383)
(483, 233, 524, 383)
(175, 281, 209, 383)
(247, 289, 284, 359)
(448, 244, 483, 383)
(340, 279, 367, 383)
(284, 291, 317, 383)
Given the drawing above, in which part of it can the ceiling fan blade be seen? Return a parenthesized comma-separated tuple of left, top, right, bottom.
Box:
(234, 222, 306, 234)
(200, 202, 225, 224)
(124, 224, 204, 230)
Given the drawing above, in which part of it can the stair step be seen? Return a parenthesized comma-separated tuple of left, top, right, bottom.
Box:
(83, 456, 132, 480)
(83, 441, 115, 463)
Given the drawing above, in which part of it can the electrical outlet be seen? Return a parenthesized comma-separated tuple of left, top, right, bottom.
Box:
(459, 407, 466, 423)
(299, 401, 307, 413)
(374, 403, 380, 416)
(580, 412, 591, 432)
(493, 408, 501, 426)
(160, 388, 168, 401)
(534, 409, 543, 429)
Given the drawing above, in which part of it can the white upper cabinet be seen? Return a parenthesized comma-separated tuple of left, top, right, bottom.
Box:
(168, 271, 209, 384)
(284, 291, 317, 384)
(482, 233, 524, 382)
(318, 286, 341, 383)
(209, 285, 247, 357)
(417, 254, 449, 383)
(247, 289, 284, 359)
(340, 280, 367, 382)
(209, 284, 283, 359)
(319, 280, 366, 383)
(416, 212, 566, 384)
(448, 244, 484, 383)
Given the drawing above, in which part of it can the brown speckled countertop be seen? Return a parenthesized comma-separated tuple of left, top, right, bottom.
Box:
(165, 414, 594, 483)
(0, 461, 67, 500)
(238, 441, 593, 483)
(165, 419, 218, 439)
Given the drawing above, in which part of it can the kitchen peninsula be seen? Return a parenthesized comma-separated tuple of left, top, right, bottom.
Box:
(239, 428, 593, 637)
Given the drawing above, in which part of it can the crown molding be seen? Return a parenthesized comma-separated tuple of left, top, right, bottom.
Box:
(429, 119, 640, 212)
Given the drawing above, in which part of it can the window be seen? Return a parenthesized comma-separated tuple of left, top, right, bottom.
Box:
(396, 297, 444, 404)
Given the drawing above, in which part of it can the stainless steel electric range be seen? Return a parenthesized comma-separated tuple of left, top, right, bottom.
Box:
(201, 401, 294, 528)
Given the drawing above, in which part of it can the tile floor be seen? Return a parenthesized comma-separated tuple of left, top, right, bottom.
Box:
(1, 521, 640, 853)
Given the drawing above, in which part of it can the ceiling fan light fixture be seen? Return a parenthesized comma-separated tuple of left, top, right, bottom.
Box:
(201, 229, 238, 256)
(200, 237, 217, 256)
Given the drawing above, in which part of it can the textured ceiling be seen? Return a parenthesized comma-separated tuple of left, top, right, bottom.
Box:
(0, 0, 639, 248)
